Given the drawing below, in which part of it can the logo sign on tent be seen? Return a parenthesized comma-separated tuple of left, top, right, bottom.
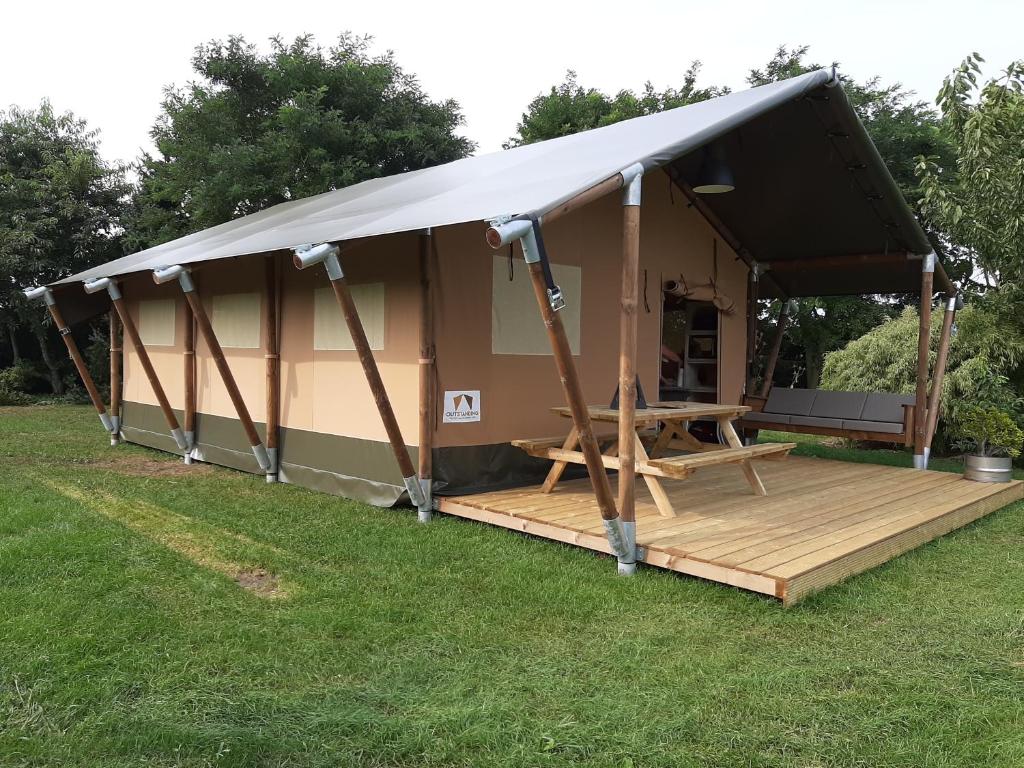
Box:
(443, 390, 481, 423)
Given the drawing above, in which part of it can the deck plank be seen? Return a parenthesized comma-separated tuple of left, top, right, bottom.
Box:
(436, 456, 1023, 604)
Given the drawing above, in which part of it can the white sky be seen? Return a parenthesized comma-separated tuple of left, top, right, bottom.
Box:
(4, 0, 1021, 165)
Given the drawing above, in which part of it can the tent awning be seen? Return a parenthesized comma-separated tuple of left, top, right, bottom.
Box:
(56, 68, 943, 298)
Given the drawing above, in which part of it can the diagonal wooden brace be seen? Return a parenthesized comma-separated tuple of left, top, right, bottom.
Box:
(292, 244, 425, 508)
(83, 278, 188, 452)
(23, 286, 113, 436)
(152, 266, 270, 472)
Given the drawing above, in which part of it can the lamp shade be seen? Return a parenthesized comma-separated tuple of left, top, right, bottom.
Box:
(692, 145, 735, 194)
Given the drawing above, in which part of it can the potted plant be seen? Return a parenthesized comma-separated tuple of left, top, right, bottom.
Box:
(953, 405, 1023, 483)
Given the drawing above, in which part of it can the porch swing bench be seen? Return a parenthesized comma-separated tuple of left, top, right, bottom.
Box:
(739, 387, 916, 445)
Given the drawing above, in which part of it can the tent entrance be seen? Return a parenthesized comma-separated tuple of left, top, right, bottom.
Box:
(660, 298, 720, 442)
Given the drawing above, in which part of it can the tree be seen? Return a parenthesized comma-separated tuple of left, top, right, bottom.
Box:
(916, 54, 1024, 288)
(505, 63, 727, 148)
(126, 34, 474, 250)
(0, 102, 127, 393)
(758, 296, 898, 390)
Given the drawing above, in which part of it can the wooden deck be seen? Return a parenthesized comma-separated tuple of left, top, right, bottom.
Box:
(437, 456, 1023, 604)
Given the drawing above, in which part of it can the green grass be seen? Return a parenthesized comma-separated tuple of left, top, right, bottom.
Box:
(1, 406, 1023, 767)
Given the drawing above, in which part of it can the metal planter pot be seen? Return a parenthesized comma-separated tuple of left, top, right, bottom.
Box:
(963, 454, 1013, 483)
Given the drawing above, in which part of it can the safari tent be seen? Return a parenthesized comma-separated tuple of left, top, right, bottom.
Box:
(29, 69, 1019, 603)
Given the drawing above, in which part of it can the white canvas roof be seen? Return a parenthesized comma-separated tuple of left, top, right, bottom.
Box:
(63, 67, 937, 289)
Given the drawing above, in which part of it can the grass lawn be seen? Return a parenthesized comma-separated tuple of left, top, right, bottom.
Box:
(2, 405, 1023, 767)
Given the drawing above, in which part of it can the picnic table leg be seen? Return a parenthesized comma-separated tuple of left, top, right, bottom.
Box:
(634, 433, 677, 517)
(541, 427, 579, 493)
(649, 422, 678, 458)
(718, 416, 767, 496)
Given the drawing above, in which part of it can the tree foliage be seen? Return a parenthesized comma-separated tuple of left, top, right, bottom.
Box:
(506, 63, 727, 148)
(126, 34, 474, 250)
(821, 304, 1024, 449)
(0, 102, 128, 392)
(916, 54, 1024, 287)
(953, 405, 1024, 458)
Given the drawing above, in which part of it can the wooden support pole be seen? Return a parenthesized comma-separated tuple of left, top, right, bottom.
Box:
(264, 254, 281, 482)
(617, 181, 642, 542)
(109, 308, 122, 444)
(485, 204, 630, 560)
(913, 255, 935, 467)
(109, 293, 187, 450)
(417, 231, 436, 520)
(525, 260, 621, 526)
(759, 300, 793, 398)
(291, 245, 424, 508)
(923, 294, 958, 459)
(33, 291, 111, 433)
(181, 288, 269, 469)
(330, 276, 419, 482)
(183, 288, 196, 458)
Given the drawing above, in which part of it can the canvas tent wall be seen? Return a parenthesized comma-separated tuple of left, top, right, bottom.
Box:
(113, 171, 749, 503)
(33, 67, 950, 510)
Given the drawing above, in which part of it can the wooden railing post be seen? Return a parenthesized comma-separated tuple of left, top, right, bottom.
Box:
(152, 266, 270, 474)
(292, 244, 426, 509)
(913, 253, 936, 469)
(23, 286, 113, 437)
(759, 299, 795, 398)
(417, 230, 436, 522)
(109, 308, 122, 445)
(82, 278, 188, 453)
(264, 254, 281, 483)
(485, 218, 627, 561)
(923, 293, 959, 465)
(616, 165, 643, 574)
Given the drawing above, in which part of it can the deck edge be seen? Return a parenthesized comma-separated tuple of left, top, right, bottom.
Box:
(781, 480, 1023, 605)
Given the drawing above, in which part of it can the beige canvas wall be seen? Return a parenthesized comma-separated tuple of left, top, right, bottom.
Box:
(278, 236, 421, 442)
(431, 168, 748, 448)
(121, 274, 187, 411)
(120, 168, 748, 455)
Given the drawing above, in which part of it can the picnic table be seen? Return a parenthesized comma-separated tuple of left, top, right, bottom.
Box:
(512, 401, 795, 517)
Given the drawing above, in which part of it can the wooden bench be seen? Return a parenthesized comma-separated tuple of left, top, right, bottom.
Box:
(739, 388, 916, 446)
(647, 442, 795, 480)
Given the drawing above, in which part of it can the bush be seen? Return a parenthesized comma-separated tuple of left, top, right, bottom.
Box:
(821, 302, 1024, 451)
(953, 405, 1024, 458)
(0, 361, 43, 405)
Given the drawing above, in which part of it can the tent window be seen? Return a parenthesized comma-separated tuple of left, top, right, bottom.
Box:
(211, 293, 262, 349)
(314, 283, 385, 351)
(138, 299, 176, 347)
(491, 255, 581, 355)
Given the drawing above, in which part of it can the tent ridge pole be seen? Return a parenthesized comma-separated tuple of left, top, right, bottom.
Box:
(292, 244, 426, 509)
(152, 266, 271, 474)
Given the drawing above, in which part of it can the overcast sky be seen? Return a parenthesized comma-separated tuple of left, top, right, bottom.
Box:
(4, 0, 1021, 166)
